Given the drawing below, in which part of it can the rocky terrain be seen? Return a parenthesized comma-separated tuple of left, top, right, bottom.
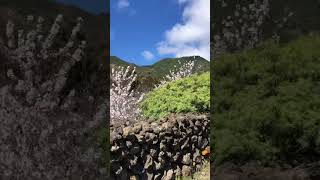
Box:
(110, 114, 210, 180)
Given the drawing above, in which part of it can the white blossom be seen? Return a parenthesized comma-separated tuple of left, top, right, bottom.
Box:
(6, 20, 15, 48)
(6, 69, 16, 80)
(156, 59, 195, 88)
(110, 66, 144, 124)
(0, 14, 104, 178)
(27, 15, 34, 22)
(213, 0, 292, 58)
(43, 14, 63, 50)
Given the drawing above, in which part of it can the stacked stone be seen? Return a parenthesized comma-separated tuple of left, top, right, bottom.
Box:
(110, 114, 210, 180)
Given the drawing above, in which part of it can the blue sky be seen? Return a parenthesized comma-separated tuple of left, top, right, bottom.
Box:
(54, 0, 210, 65)
(111, 0, 210, 65)
(111, 0, 182, 65)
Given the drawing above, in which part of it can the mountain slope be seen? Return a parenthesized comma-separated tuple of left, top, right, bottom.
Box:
(151, 56, 210, 77)
(111, 55, 210, 78)
(110, 56, 134, 67)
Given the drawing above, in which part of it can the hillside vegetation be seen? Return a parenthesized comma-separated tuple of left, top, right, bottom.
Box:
(211, 35, 320, 166)
(141, 72, 210, 120)
(111, 56, 210, 92)
(111, 55, 210, 77)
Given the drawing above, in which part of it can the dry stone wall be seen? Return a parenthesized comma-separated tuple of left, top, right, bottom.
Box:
(110, 114, 210, 180)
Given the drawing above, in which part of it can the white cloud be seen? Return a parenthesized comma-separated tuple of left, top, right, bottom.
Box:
(157, 0, 210, 60)
(115, 0, 136, 16)
(141, 50, 155, 61)
(117, 0, 130, 9)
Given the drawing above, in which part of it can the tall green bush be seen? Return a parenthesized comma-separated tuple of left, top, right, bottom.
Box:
(212, 36, 320, 166)
(141, 73, 210, 120)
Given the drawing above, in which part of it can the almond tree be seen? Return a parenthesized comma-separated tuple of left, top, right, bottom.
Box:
(110, 65, 144, 124)
(212, 0, 294, 58)
(0, 15, 107, 179)
(156, 59, 195, 88)
(110, 59, 196, 124)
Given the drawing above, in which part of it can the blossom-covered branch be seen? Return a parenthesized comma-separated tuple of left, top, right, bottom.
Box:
(0, 14, 107, 179)
(110, 65, 144, 124)
(157, 60, 195, 88)
(212, 0, 294, 58)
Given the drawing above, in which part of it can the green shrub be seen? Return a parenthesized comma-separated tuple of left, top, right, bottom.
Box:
(140, 72, 210, 120)
(211, 36, 320, 166)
